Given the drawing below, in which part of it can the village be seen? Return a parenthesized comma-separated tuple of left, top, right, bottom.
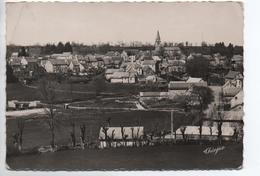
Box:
(6, 31, 244, 170)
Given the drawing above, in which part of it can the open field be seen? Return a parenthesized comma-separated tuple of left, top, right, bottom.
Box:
(6, 74, 164, 102)
(6, 109, 194, 154)
(6, 143, 243, 170)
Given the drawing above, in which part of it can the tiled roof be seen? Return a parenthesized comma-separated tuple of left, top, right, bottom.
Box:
(223, 87, 241, 97)
(49, 59, 68, 65)
(225, 71, 243, 79)
(186, 77, 203, 83)
(142, 60, 156, 65)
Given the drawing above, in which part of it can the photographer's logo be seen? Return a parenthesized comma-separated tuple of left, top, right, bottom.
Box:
(203, 146, 225, 155)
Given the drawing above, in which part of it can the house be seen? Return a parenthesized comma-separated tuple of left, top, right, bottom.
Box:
(105, 69, 122, 80)
(9, 57, 33, 73)
(142, 66, 155, 76)
(163, 46, 181, 58)
(103, 56, 114, 68)
(110, 71, 136, 84)
(152, 56, 161, 62)
(125, 62, 142, 75)
(224, 70, 243, 82)
(168, 77, 207, 96)
(168, 77, 207, 90)
(167, 59, 186, 73)
(222, 73, 243, 98)
(44, 59, 68, 73)
(167, 125, 236, 141)
(231, 55, 243, 69)
(121, 49, 139, 62)
(9, 58, 23, 72)
(88, 57, 99, 67)
(145, 75, 167, 85)
(230, 90, 243, 109)
(99, 126, 144, 148)
(25, 58, 39, 72)
(112, 56, 123, 68)
(68, 60, 85, 73)
(7, 100, 41, 110)
(10, 52, 19, 58)
(142, 60, 157, 73)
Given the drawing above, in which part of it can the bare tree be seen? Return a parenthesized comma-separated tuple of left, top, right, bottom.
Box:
(38, 78, 58, 150)
(217, 112, 223, 145)
(199, 119, 203, 142)
(111, 129, 115, 147)
(120, 125, 128, 147)
(13, 119, 25, 151)
(80, 123, 86, 148)
(136, 127, 140, 146)
(101, 126, 109, 147)
(180, 126, 187, 142)
(70, 122, 76, 147)
(131, 127, 135, 147)
(217, 121, 223, 145)
(233, 127, 239, 142)
(106, 117, 111, 127)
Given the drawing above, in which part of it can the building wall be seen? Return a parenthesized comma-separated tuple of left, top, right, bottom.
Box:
(44, 61, 54, 73)
(111, 78, 123, 83)
(230, 91, 243, 108)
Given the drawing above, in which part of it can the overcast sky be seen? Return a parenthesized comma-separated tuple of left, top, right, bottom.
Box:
(6, 2, 244, 46)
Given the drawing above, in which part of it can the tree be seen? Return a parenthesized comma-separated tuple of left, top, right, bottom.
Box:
(186, 56, 210, 81)
(217, 112, 223, 145)
(70, 122, 76, 147)
(12, 119, 25, 151)
(120, 125, 128, 147)
(18, 47, 29, 57)
(6, 65, 18, 83)
(180, 126, 187, 142)
(80, 123, 86, 149)
(64, 42, 73, 53)
(217, 121, 223, 145)
(101, 126, 109, 147)
(56, 42, 64, 53)
(191, 86, 214, 113)
(191, 86, 214, 142)
(38, 78, 58, 150)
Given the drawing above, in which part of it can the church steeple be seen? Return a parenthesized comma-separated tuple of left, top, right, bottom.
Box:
(155, 30, 161, 47)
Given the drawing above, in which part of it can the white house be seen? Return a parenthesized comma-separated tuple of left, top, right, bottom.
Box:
(105, 69, 122, 80)
(99, 126, 144, 148)
(44, 59, 68, 73)
(68, 60, 85, 73)
(230, 90, 243, 109)
(110, 72, 136, 84)
(165, 126, 236, 141)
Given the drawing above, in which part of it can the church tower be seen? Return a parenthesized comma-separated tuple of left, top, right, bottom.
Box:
(154, 30, 162, 56)
(155, 30, 161, 48)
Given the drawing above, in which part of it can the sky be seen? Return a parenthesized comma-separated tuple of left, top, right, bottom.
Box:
(6, 2, 244, 46)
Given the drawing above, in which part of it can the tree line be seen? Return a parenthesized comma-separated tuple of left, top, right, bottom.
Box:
(6, 41, 243, 58)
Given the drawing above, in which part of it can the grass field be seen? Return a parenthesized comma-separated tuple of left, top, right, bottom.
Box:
(6, 73, 166, 102)
(6, 109, 194, 154)
(6, 143, 243, 170)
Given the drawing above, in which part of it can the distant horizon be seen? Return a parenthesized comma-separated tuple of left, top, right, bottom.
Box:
(6, 40, 243, 47)
(6, 2, 243, 46)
